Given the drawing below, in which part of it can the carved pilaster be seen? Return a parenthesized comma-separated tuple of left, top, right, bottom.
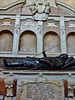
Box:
(5, 78, 14, 97)
(60, 16, 66, 53)
(37, 21, 43, 57)
(12, 14, 20, 55)
(67, 79, 75, 98)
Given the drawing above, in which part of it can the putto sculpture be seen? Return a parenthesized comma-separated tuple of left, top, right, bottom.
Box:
(3, 53, 75, 70)
(29, 2, 50, 14)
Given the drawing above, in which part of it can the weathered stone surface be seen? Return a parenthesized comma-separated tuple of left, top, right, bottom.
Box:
(17, 78, 64, 100)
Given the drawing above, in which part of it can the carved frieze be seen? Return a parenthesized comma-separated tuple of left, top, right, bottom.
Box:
(22, 22, 36, 30)
(47, 23, 58, 28)
(0, 22, 12, 26)
(68, 24, 75, 27)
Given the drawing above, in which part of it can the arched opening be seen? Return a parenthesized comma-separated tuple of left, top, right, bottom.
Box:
(43, 31, 60, 53)
(0, 30, 13, 51)
(19, 31, 37, 53)
(67, 32, 75, 53)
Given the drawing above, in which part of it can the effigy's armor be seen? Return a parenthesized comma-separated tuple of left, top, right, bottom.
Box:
(3, 54, 75, 70)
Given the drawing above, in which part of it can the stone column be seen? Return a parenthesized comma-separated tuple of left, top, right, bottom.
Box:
(60, 16, 67, 53)
(37, 21, 43, 57)
(12, 14, 20, 56)
(4, 78, 14, 100)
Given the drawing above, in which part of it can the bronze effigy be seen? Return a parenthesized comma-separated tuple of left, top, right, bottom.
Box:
(3, 54, 75, 70)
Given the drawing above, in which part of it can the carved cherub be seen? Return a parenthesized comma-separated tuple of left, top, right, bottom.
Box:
(45, 2, 51, 14)
(25, 1, 51, 15)
(36, 2, 45, 14)
(29, 2, 36, 14)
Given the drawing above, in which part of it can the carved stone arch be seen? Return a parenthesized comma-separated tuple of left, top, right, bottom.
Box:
(56, 1, 75, 14)
(44, 30, 60, 36)
(19, 30, 37, 54)
(0, 29, 14, 35)
(20, 29, 37, 36)
(67, 32, 75, 53)
(0, 0, 24, 13)
(0, 29, 13, 35)
(0, 30, 13, 51)
(43, 31, 60, 53)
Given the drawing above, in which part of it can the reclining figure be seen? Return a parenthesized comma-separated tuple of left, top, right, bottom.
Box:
(3, 54, 75, 70)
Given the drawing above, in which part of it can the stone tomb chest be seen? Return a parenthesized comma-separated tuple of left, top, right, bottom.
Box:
(17, 77, 64, 100)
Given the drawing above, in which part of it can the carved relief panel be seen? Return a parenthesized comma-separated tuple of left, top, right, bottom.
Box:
(0, 18, 15, 33)
(17, 78, 64, 100)
(20, 19, 37, 34)
(44, 19, 60, 35)
(65, 21, 75, 36)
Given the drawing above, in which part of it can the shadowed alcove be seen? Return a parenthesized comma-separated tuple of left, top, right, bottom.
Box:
(43, 31, 60, 53)
(19, 30, 37, 53)
(67, 32, 75, 53)
(0, 30, 13, 52)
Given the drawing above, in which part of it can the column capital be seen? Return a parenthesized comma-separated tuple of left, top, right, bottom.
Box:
(15, 14, 20, 29)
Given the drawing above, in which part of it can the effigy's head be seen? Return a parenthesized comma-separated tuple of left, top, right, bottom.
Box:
(58, 54, 68, 61)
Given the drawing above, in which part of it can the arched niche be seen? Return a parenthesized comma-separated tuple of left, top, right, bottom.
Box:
(43, 31, 60, 53)
(67, 32, 75, 53)
(0, 30, 13, 51)
(19, 31, 37, 53)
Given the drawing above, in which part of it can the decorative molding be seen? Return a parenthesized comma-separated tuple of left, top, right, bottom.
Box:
(38, 21, 43, 34)
(15, 14, 20, 28)
(47, 23, 58, 27)
(0, 22, 12, 26)
(22, 22, 36, 29)
(68, 24, 75, 28)
(56, 1, 75, 14)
